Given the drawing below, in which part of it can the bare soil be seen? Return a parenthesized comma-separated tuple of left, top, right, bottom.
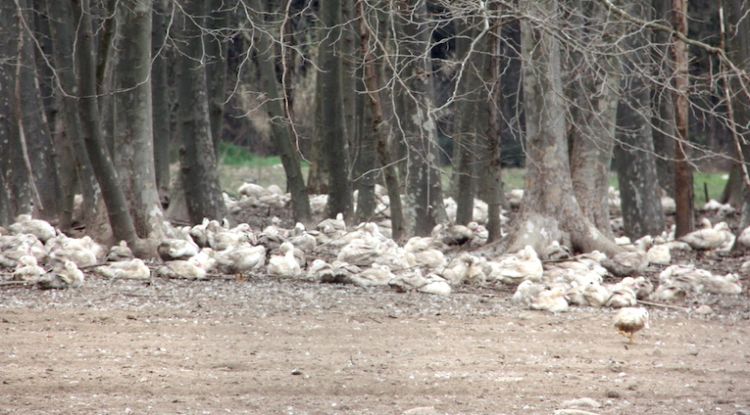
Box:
(1, 276, 750, 415)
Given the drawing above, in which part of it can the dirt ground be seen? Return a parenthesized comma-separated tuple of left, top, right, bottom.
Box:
(1, 277, 749, 415)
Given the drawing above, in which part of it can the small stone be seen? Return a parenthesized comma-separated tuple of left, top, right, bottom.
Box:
(291, 368, 303, 376)
(605, 390, 621, 399)
(694, 305, 713, 315)
(736, 410, 750, 415)
(561, 398, 601, 409)
(402, 406, 438, 415)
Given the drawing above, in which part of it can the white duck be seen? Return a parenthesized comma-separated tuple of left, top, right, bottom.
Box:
(614, 307, 649, 344)
(13, 255, 46, 282)
(530, 285, 569, 313)
(208, 223, 255, 251)
(95, 259, 151, 280)
(680, 219, 734, 252)
(158, 238, 199, 261)
(107, 240, 133, 262)
(9, 214, 56, 243)
(155, 260, 207, 280)
(440, 253, 486, 285)
(583, 282, 611, 307)
(289, 223, 317, 254)
(46, 234, 101, 268)
(485, 245, 543, 284)
(512, 280, 546, 307)
(267, 242, 301, 277)
(350, 264, 394, 288)
(0, 234, 47, 267)
(38, 260, 84, 289)
(605, 286, 637, 308)
(214, 243, 266, 274)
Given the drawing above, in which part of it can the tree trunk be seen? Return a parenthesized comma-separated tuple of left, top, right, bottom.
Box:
(319, 0, 353, 220)
(672, 0, 694, 237)
(454, 22, 481, 225)
(17, 0, 61, 222)
(249, 0, 312, 223)
(206, 0, 228, 156)
(358, 0, 405, 240)
(724, 1, 750, 228)
(113, 0, 164, 238)
(97, 0, 118, 155)
(152, 0, 171, 206)
(353, 76, 377, 223)
(0, 1, 32, 218)
(485, 12, 504, 242)
(565, 0, 620, 239)
(307, 64, 330, 195)
(507, 0, 621, 257)
(73, 0, 141, 248)
(397, 0, 446, 236)
(46, 0, 105, 233)
(175, 0, 226, 223)
(652, 0, 676, 198)
(612, 0, 665, 239)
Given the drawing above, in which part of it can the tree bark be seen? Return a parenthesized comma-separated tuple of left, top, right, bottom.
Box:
(175, 0, 227, 223)
(319, 0, 353, 220)
(206, 0, 228, 156)
(113, 0, 164, 238)
(73, 0, 140, 248)
(397, 0, 446, 236)
(454, 22, 481, 225)
(17, 0, 61, 222)
(46, 0, 105, 232)
(249, 0, 312, 223)
(507, 0, 621, 257)
(564, 0, 620, 239)
(0, 1, 32, 218)
(151, 0, 171, 205)
(612, 0, 665, 239)
(724, 1, 750, 228)
(672, 0, 694, 237)
(358, 0, 405, 240)
(485, 11, 504, 242)
(652, 0, 676, 199)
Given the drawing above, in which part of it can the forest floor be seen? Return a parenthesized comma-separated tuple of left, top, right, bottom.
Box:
(1, 274, 750, 415)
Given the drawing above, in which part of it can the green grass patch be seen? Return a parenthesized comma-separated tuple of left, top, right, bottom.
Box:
(693, 171, 728, 205)
(218, 142, 282, 167)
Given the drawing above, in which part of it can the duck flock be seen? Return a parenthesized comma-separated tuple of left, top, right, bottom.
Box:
(0, 184, 746, 314)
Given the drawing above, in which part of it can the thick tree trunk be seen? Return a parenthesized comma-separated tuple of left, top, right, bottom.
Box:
(358, 0, 405, 240)
(612, 1, 665, 239)
(653, 0, 676, 198)
(0, 2, 32, 218)
(73, 0, 141, 248)
(17, 0, 61, 222)
(320, 0, 353, 220)
(46, 0, 104, 232)
(175, 0, 226, 223)
(724, 1, 750, 228)
(206, 0, 228, 156)
(151, 0, 171, 206)
(454, 23, 481, 225)
(249, 0, 312, 223)
(397, 0, 446, 236)
(565, 0, 620, 239)
(672, 0, 694, 237)
(353, 77, 377, 223)
(113, 0, 164, 238)
(97, 0, 118, 155)
(508, 0, 621, 257)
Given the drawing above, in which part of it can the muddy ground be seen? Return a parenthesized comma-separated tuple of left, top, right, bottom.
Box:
(1, 276, 750, 415)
